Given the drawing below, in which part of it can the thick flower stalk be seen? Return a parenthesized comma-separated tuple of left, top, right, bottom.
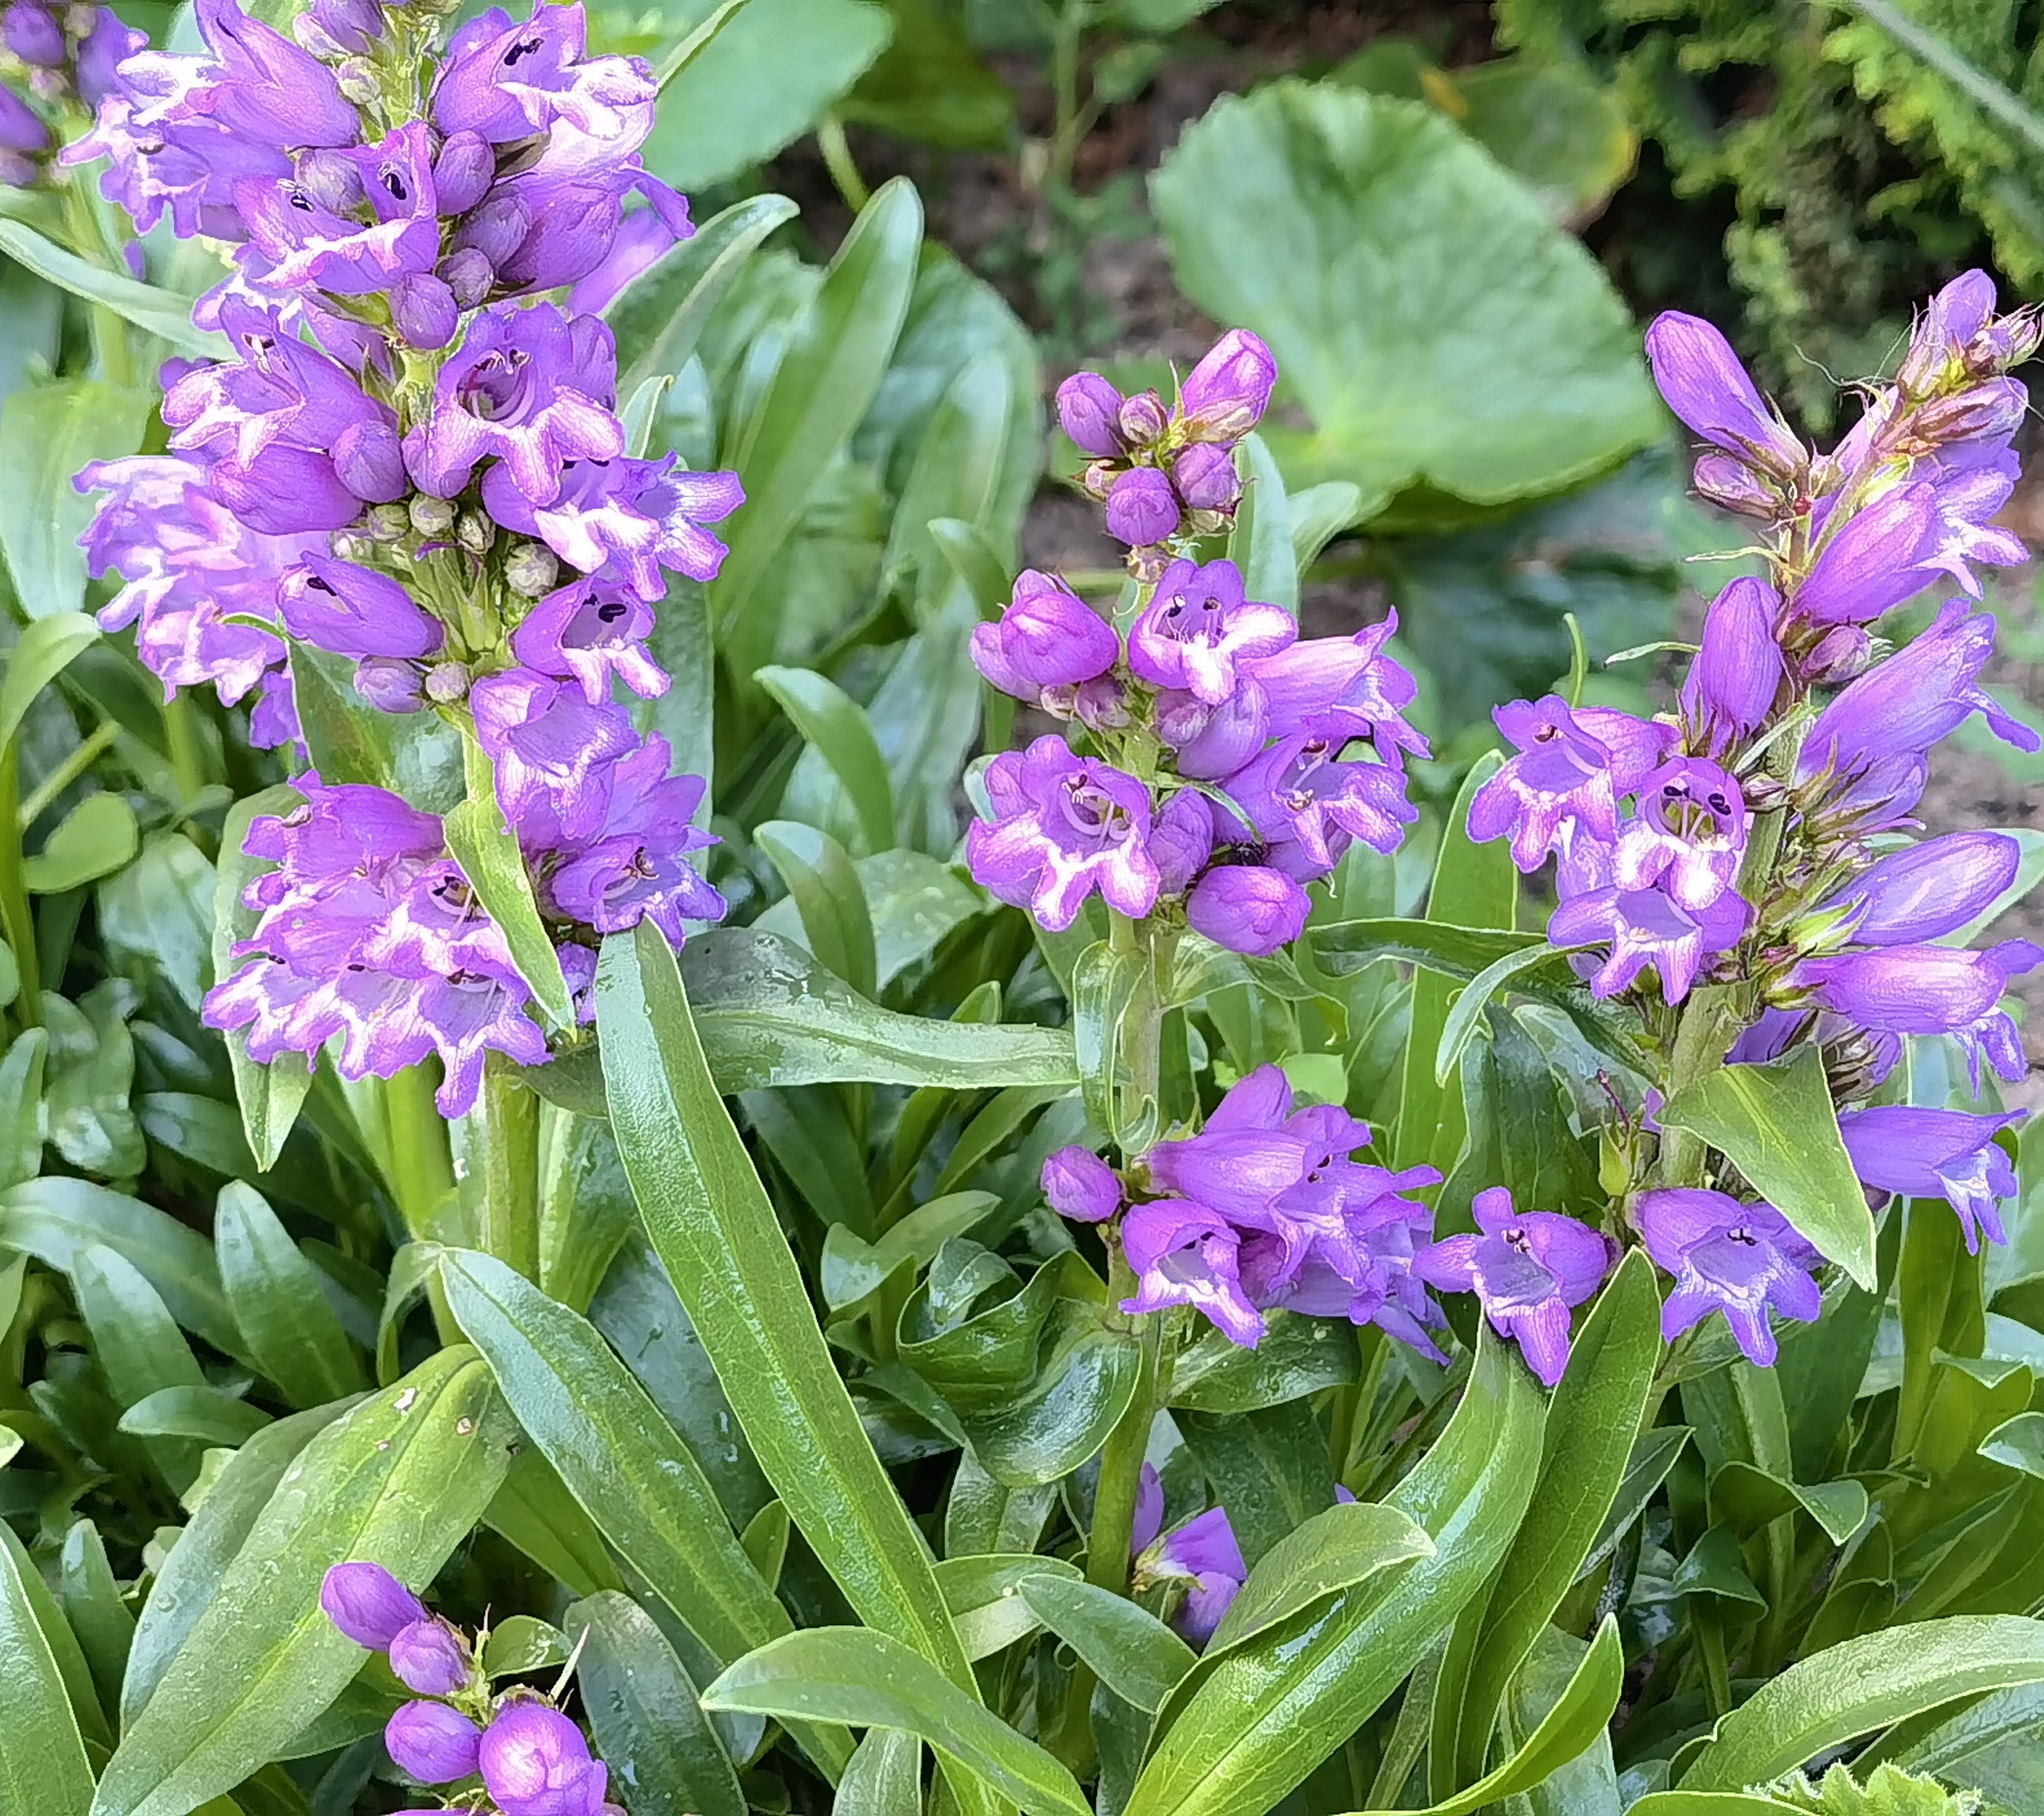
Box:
(1467, 270, 2041, 1366)
(66, 0, 737, 1120)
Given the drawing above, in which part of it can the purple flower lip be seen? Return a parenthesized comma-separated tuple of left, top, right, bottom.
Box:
(1635, 1187, 1821, 1367)
(1118, 1198, 1265, 1349)
(1837, 1104, 2022, 1252)
(965, 738, 1158, 931)
(1126, 557, 1294, 705)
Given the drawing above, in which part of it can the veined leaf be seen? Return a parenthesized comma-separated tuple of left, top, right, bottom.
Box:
(445, 735, 572, 1029)
(1206, 1499, 1434, 1653)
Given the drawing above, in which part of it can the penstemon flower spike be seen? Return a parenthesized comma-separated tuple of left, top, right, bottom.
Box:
(64, 0, 740, 1122)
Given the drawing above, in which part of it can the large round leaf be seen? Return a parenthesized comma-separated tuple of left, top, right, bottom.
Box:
(1153, 82, 1662, 527)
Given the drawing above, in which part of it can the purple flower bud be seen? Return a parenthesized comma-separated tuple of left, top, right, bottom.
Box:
(388, 1617, 471, 1697)
(453, 189, 530, 270)
(1899, 270, 1998, 391)
(1042, 1146, 1121, 1222)
(304, 0, 380, 53)
(1179, 329, 1277, 441)
(386, 1701, 482, 1785)
(1072, 675, 1130, 732)
(295, 148, 365, 213)
(321, 1563, 425, 1650)
(478, 1700, 609, 1816)
(392, 273, 459, 351)
(332, 419, 408, 506)
(1186, 865, 1310, 957)
(1170, 442, 1242, 512)
(1117, 389, 1168, 447)
(1148, 788, 1213, 893)
(1142, 1503, 1248, 1646)
(356, 658, 426, 713)
(1681, 576, 1782, 755)
(1798, 625, 1872, 686)
(1636, 1188, 1821, 1368)
(1692, 452, 1784, 519)
(1164, 682, 1269, 781)
(968, 570, 1119, 698)
(424, 659, 470, 704)
(434, 130, 497, 219)
(0, 87, 48, 157)
(1789, 483, 1939, 626)
(1837, 1105, 2023, 1252)
(1057, 372, 1125, 457)
(440, 247, 495, 308)
(1105, 468, 1180, 547)
(1795, 939, 2044, 1092)
(281, 556, 444, 661)
(5, 3, 66, 64)
(1644, 312, 1805, 478)
(1914, 378, 2027, 444)
(1824, 831, 2021, 945)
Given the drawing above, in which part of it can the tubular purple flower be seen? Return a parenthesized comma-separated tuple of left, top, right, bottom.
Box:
(319, 1562, 425, 1650)
(1682, 575, 1783, 752)
(1691, 451, 1785, 519)
(238, 121, 442, 295)
(538, 739, 724, 945)
(480, 454, 742, 599)
(1644, 311, 1805, 477)
(279, 556, 444, 661)
(1148, 788, 1214, 893)
(1224, 710, 1418, 868)
(1794, 940, 2044, 1091)
(511, 576, 665, 703)
(1127, 558, 1294, 705)
(1612, 758, 1747, 911)
(478, 1699, 610, 1816)
(1898, 269, 1999, 391)
(1186, 864, 1311, 956)
(1467, 696, 1672, 872)
(1118, 390, 1168, 446)
(568, 207, 675, 313)
(965, 738, 1158, 931)
(1550, 827, 1750, 1003)
(434, 0, 657, 164)
(1164, 682, 1269, 781)
(1636, 1188, 1822, 1367)
(1056, 371, 1125, 457)
(1837, 1105, 2023, 1251)
(1822, 831, 2021, 946)
(387, 1618, 471, 1697)
(1799, 625, 1872, 686)
(1178, 328, 1277, 442)
(1170, 442, 1242, 512)
(1413, 1189, 1612, 1386)
(969, 570, 1119, 698)
(185, 0, 360, 148)
(5, 2, 65, 64)
(1105, 467, 1180, 547)
(1119, 1199, 1265, 1349)
(0, 87, 48, 170)
(1788, 483, 1941, 626)
(1249, 613, 1430, 762)
(1141, 1504, 1247, 1646)
(469, 668, 640, 842)
(386, 1701, 483, 1785)
(1041, 1147, 1121, 1223)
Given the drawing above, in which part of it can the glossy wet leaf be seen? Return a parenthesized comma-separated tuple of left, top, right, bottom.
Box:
(0, 613, 101, 749)
(0, 382, 152, 618)
(116, 1386, 270, 1445)
(0, 1521, 94, 1816)
(445, 736, 573, 1029)
(1206, 1499, 1435, 1652)
(933, 1552, 1077, 1660)
(957, 1302, 1140, 1487)
(1016, 1574, 1194, 1712)
(215, 1183, 367, 1409)
(23, 793, 138, 892)
(757, 665, 896, 855)
(1166, 1311, 1363, 1414)
(755, 820, 879, 997)
(1710, 1462, 1869, 1545)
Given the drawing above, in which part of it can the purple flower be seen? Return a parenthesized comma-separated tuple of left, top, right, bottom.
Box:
(0, 86, 47, 178)
(1178, 328, 1277, 442)
(5, 1, 63, 64)
(966, 738, 1158, 931)
(1141, 1503, 1247, 1646)
(1644, 311, 1805, 479)
(1468, 697, 1673, 871)
(180, 0, 358, 147)
(481, 454, 742, 598)
(1170, 442, 1242, 513)
(470, 668, 640, 842)
(1899, 269, 2001, 390)
(1186, 865, 1310, 957)
(280, 556, 443, 661)
(1119, 1199, 1265, 1348)
(1245, 1231, 1448, 1365)
(969, 570, 1119, 698)
(1127, 559, 1294, 705)
(388, 1618, 471, 1697)
(478, 1699, 610, 1816)
(1794, 940, 2044, 1092)
(238, 121, 442, 295)
(568, 207, 676, 314)
(406, 303, 622, 504)
(1612, 758, 1746, 911)
(1144, 1064, 1312, 1217)
(1249, 614, 1430, 763)
(1682, 576, 1783, 754)
(1822, 831, 2021, 946)
(435, 1, 656, 162)
(1636, 1188, 1822, 1367)
(1548, 832, 1750, 1004)
(488, 161, 692, 295)
(1837, 1105, 2023, 1252)
(319, 1562, 424, 1650)
(1224, 710, 1418, 869)
(1105, 468, 1180, 547)
(1042, 1146, 1120, 1223)
(1057, 371, 1126, 457)
(386, 1701, 483, 1785)
(1414, 1189, 1612, 1386)
(511, 575, 665, 703)
(1789, 483, 1942, 626)
(1162, 682, 1268, 782)
(415, 966, 553, 1115)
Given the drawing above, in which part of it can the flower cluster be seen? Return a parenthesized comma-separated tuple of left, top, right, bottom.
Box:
(1044, 1066, 1627, 1386)
(1470, 269, 2039, 1365)
(68, 0, 739, 1115)
(321, 1564, 616, 1815)
(0, 0, 139, 187)
(969, 389, 1427, 958)
(1058, 331, 1277, 574)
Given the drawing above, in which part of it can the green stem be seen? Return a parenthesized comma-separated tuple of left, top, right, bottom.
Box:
(17, 721, 119, 831)
(0, 744, 40, 1024)
(482, 1069, 541, 1281)
(383, 1065, 456, 1242)
(1088, 1284, 1166, 1595)
(160, 692, 208, 810)
(1048, 0, 1088, 193)
(1652, 986, 1739, 1188)
(816, 115, 870, 212)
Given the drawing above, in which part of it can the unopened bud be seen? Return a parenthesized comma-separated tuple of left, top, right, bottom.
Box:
(1170, 442, 1241, 512)
(1913, 379, 2026, 444)
(354, 658, 425, 713)
(1073, 676, 1130, 732)
(505, 541, 558, 598)
(438, 247, 494, 308)
(329, 532, 370, 562)
(365, 503, 410, 541)
(456, 512, 495, 555)
(1799, 624, 1873, 686)
(1692, 452, 1783, 520)
(424, 659, 471, 704)
(295, 148, 364, 212)
(1116, 390, 1168, 447)
(409, 494, 456, 537)
(1080, 460, 1117, 503)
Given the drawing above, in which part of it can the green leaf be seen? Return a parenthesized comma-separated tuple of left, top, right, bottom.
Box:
(1981, 1410, 2044, 1477)
(480, 1613, 568, 1677)
(1124, 1333, 1545, 1816)
(211, 786, 314, 1170)
(653, 0, 749, 87)
(567, 1592, 747, 1816)
(71, 1245, 209, 1493)
(115, 1385, 270, 1445)
(754, 819, 879, 998)
(611, 194, 799, 398)
(1709, 1462, 1869, 1546)
(596, 923, 986, 1741)
(1073, 937, 1145, 1144)
(1677, 1615, 2044, 1792)
(0, 1521, 107, 1748)
(59, 1518, 135, 1720)
(0, 384, 152, 620)
(957, 1303, 1140, 1488)
(681, 927, 1076, 1090)
(1580, 1424, 1690, 1581)
(1207, 1499, 1435, 1653)
(288, 643, 463, 808)
(756, 666, 897, 856)
(445, 735, 572, 1029)
(90, 1350, 513, 1816)
(839, 0, 1015, 149)
(482, 1442, 626, 1599)
(1180, 1399, 1335, 1567)
(881, 346, 1014, 623)
(1434, 938, 1569, 1085)
(0, 222, 225, 361)
(821, 1191, 996, 1309)
(214, 1182, 367, 1408)
(1152, 84, 1659, 523)
(0, 1521, 95, 1816)
(835, 1728, 921, 1814)
(1660, 1045, 1876, 1290)
(23, 793, 138, 892)
(0, 613, 101, 750)
(1627, 1799, 1799, 1815)
(1226, 432, 1298, 615)
(1432, 1250, 1659, 1791)
(1167, 1311, 1363, 1414)
(933, 1553, 1078, 1661)
(708, 177, 921, 649)
(1016, 1574, 1194, 1712)
(704, 1628, 1091, 1816)
(0, 1031, 43, 1192)
(1310, 915, 1539, 982)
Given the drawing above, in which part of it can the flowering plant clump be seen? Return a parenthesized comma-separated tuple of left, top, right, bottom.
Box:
(65, 0, 734, 1116)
